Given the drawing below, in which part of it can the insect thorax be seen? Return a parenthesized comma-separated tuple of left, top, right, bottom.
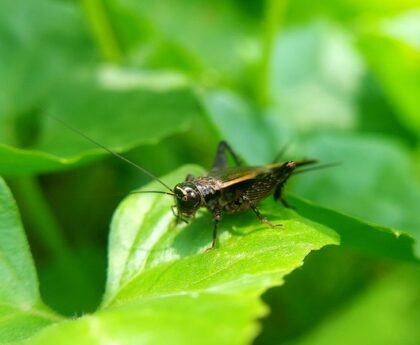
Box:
(192, 176, 223, 205)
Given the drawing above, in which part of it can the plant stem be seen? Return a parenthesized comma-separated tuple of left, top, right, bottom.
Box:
(80, 0, 123, 63)
(258, 0, 289, 107)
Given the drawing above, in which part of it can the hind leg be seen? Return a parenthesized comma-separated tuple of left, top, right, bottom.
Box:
(273, 182, 294, 209)
(212, 140, 242, 170)
(249, 202, 282, 228)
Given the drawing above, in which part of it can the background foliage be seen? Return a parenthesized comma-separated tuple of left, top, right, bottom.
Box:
(0, 0, 419, 344)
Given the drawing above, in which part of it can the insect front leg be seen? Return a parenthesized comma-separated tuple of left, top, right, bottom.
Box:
(206, 209, 222, 251)
(171, 205, 190, 226)
(211, 140, 242, 170)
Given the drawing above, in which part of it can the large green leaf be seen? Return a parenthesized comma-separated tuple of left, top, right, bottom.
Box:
(14, 165, 338, 344)
(0, 178, 61, 343)
(5, 165, 418, 343)
(0, 68, 198, 175)
(0, 0, 199, 176)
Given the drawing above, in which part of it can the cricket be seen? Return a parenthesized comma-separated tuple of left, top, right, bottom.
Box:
(53, 117, 335, 250)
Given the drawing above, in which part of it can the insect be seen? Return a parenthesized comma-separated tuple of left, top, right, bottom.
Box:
(52, 117, 334, 250)
(169, 141, 322, 250)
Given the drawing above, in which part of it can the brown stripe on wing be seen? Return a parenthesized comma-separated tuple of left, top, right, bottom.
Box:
(216, 160, 318, 188)
(218, 166, 274, 188)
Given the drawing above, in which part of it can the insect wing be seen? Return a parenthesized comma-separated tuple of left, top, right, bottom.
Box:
(209, 166, 270, 188)
(211, 163, 296, 205)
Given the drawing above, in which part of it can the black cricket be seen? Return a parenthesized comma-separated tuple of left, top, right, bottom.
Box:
(171, 141, 317, 250)
(52, 117, 331, 250)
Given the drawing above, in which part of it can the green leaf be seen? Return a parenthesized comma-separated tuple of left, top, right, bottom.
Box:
(270, 21, 363, 132)
(0, 68, 198, 175)
(289, 133, 420, 258)
(20, 295, 264, 345)
(290, 196, 417, 261)
(0, 0, 94, 119)
(201, 22, 365, 163)
(104, 165, 339, 302)
(20, 165, 338, 344)
(358, 34, 420, 136)
(293, 266, 420, 345)
(108, 0, 258, 81)
(0, 177, 61, 343)
(6, 165, 418, 343)
(0, 0, 199, 176)
(203, 90, 275, 165)
(285, 0, 419, 25)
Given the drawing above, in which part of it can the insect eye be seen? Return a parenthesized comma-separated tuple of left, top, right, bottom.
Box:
(182, 191, 196, 202)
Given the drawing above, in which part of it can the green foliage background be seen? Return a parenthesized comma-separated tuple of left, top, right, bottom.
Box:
(0, 0, 419, 344)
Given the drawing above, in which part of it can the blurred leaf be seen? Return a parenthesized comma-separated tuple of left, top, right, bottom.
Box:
(201, 22, 365, 167)
(358, 34, 420, 135)
(38, 245, 106, 317)
(188, 87, 420, 261)
(357, 74, 418, 147)
(285, 0, 420, 25)
(0, 0, 94, 120)
(20, 165, 339, 344)
(0, 0, 200, 176)
(381, 9, 420, 49)
(203, 90, 275, 165)
(292, 266, 420, 345)
(255, 246, 392, 345)
(0, 177, 60, 343)
(270, 21, 363, 132)
(0, 67, 198, 175)
(107, 0, 259, 83)
(289, 133, 420, 258)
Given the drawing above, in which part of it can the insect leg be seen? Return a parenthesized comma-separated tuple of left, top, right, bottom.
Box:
(172, 205, 189, 225)
(273, 181, 294, 209)
(248, 202, 282, 228)
(207, 209, 222, 251)
(211, 140, 242, 170)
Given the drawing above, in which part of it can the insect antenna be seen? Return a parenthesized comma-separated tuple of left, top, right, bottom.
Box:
(293, 162, 341, 175)
(272, 140, 293, 163)
(295, 159, 318, 167)
(48, 115, 173, 192)
(130, 190, 175, 196)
